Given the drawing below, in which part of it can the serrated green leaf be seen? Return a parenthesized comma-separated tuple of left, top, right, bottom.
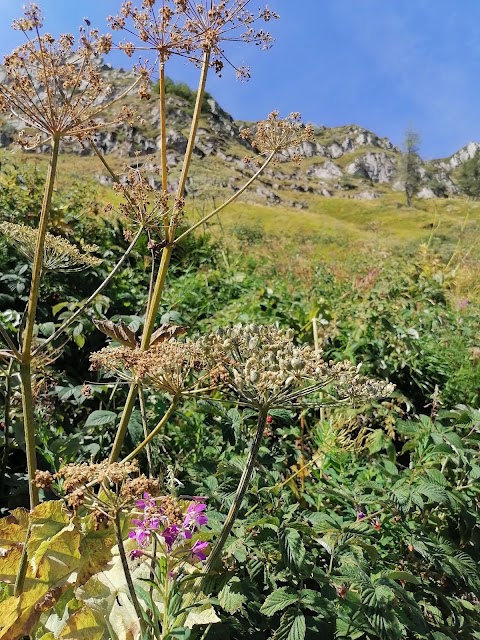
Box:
(260, 587, 298, 616)
(273, 609, 306, 640)
(218, 576, 247, 614)
(279, 527, 305, 572)
(84, 410, 116, 428)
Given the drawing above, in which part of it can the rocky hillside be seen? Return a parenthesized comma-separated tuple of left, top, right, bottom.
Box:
(0, 62, 478, 210)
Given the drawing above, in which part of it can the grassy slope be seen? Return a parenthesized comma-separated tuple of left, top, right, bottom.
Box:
(6, 147, 480, 277)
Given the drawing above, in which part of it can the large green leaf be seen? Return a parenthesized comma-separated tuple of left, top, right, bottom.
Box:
(218, 576, 247, 614)
(85, 410, 117, 428)
(260, 587, 298, 617)
(279, 528, 305, 572)
(273, 609, 306, 640)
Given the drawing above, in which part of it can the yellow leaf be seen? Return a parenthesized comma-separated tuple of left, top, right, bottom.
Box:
(0, 508, 29, 547)
(58, 607, 104, 640)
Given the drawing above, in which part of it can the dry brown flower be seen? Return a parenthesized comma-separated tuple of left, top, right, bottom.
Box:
(1, 4, 140, 145)
(34, 469, 54, 489)
(90, 340, 204, 395)
(111, 164, 171, 233)
(242, 111, 315, 158)
(55, 459, 140, 494)
(109, 1, 279, 77)
(121, 475, 160, 499)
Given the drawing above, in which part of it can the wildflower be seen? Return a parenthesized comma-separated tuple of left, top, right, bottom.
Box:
(136, 492, 157, 511)
(1, 5, 140, 146)
(184, 502, 208, 530)
(356, 510, 366, 521)
(129, 513, 163, 545)
(162, 524, 180, 550)
(0, 223, 101, 272)
(190, 540, 209, 562)
(372, 518, 382, 531)
(130, 548, 144, 560)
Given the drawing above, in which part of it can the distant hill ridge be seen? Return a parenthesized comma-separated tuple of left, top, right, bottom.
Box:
(0, 62, 478, 207)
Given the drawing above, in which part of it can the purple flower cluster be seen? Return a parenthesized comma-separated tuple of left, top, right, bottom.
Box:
(128, 494, 209, 563)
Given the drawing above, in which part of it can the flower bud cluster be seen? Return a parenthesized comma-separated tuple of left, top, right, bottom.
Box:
(199, 324, 394, 409)
(0, 222, 102, 271)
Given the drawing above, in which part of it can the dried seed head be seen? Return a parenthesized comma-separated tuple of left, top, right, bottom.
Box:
(112, 164, 170, 233)
(245, 111, 315, 158)
(90, 340, 204, 394)
(199, 324, 394, 409)
(110, 1, 278, 77)
(2, 4, 140, 143)
(0, 222, 102, 271)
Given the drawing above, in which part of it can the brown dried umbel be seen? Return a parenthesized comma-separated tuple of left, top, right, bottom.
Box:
(110, 164, 171, 233)
(35, 460, 161, 514)
(241, 111, 315, 160)
(109, 1, 279, 78)
(90, 340, 205, 395)
(0, 4, 140, 146)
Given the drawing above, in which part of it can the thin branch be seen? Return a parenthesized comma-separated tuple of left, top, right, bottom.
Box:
(175, 151, 275, 243)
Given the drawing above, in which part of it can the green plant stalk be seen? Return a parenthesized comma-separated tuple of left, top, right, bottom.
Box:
(121, 397, 179, 463)
(177, 407, 268, 624)
(110, 51, 211, 462)
(138, 384, 153, 474)
(175, 150, 276, 243)
(13, 521, 32, 597)
(20, 134, 60, 509)
(114, 510, 148, 636)
(159, 63, 168, 229)
(1, 360, 13, 497)
(33, 227, 143, 357)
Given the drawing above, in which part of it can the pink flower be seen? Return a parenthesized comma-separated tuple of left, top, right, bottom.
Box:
(128, 520, 152, 547)
(162, 524, 180, 550)
(136, 492, 156, 511)
(190, 540, 209, 562)
(184, 502, 208, 530)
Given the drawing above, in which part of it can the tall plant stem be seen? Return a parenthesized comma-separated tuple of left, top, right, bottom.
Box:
(175, 151, 276, 244)
(110, 52, 211, 462)
(20, 134, 60, 509)
(33, 227, 143, 357)
(159, 63, 168, 220)
(114, 511, 148, 636)
(122, 396, 178, 464)
(1, 360, 13, 496)
(177, 407, 268, 624)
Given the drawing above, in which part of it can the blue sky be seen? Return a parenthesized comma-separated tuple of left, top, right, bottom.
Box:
(1, 0, 480, 159)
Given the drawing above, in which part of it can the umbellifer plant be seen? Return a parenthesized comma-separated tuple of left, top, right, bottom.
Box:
(0, 3, 394, 639)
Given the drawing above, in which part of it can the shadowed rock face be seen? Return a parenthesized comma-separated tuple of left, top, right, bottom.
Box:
(0, 62, 476, 201)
